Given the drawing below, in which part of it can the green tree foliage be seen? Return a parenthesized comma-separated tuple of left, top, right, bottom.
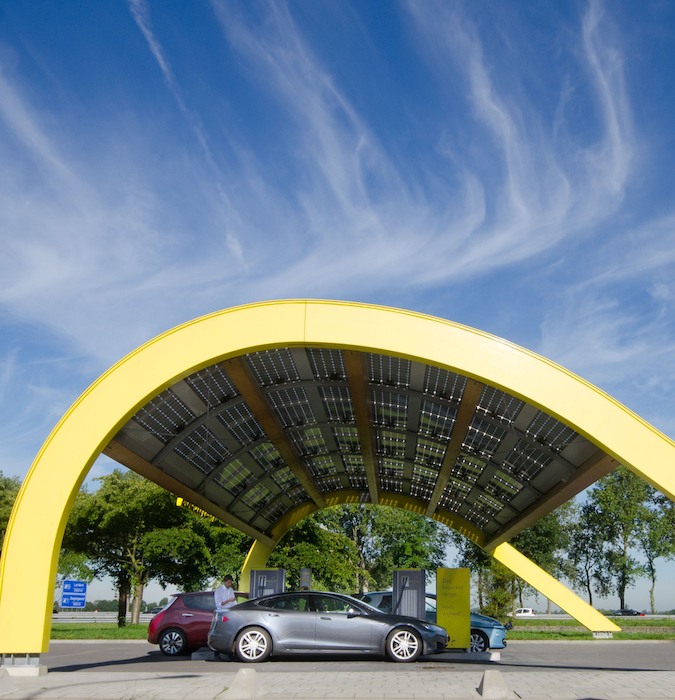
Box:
(450, 504, 573, 618)
(511, 503, 575, 610)
(481, 561, 516, 621)
(0, 472, 21, 558)
(448, 532, 492, 610)
(62, 469, 250, 625)
(586, 467, 653, 609)
(636, 492, 675, 613)
(308, 504, 451, 592)
(268, 517, 361, 592)
(566, 502, 611, 606)
(448, 532, 516, 621)
(205, 522, 252, 588)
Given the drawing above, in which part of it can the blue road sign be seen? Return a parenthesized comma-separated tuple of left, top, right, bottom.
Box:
(63, 580, 87, 594)
(61, 580, 87, 608)
(61, 593, 86, 608)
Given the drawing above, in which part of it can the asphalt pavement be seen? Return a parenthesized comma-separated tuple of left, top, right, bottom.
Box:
(1, 640, 674, 699)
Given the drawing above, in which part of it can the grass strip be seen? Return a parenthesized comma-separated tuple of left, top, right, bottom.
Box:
(51, 623, 148, 640)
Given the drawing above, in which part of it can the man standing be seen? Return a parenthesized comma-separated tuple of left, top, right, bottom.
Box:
(214, 575, 237, 611)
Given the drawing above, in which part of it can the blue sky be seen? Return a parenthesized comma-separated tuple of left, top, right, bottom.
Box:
(1, 1, 675, 609)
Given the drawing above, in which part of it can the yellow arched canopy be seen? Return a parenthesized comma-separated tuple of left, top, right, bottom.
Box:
(3, 299, 674, 657)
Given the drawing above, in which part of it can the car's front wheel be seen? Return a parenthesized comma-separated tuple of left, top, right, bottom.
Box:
(469, 629, 490, 653)
(386, 627, 422, 662)
(158, 628, 188, 656)
(234, 627, 272, 662)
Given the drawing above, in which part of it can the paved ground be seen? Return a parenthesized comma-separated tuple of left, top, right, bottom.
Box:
(1, 641, 674, 699)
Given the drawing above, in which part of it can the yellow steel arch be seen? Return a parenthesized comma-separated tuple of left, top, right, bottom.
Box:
(2, 299, 674, 655)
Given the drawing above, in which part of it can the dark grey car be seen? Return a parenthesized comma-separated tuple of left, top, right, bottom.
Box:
(207, 591, 448, 663)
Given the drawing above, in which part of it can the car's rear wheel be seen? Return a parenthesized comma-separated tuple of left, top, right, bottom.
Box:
(386, 627, 422, 662)
(469, 629, 490, 653)
(234, 627, 272, 662)
(158, 628, 188, 656)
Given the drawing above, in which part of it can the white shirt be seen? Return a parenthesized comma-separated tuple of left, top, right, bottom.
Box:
(214, 584, 236, 611)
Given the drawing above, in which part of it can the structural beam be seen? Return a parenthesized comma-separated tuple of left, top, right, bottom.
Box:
(490, 542, 620, 633)
(103, 440, 275, 548)
(223, 357, 326, 510)
(486, 452, 618, 549)
(344, 350, 380, 505)
(426, 379, 484, 518)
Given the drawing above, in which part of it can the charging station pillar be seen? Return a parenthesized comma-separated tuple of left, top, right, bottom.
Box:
(249, 569, 286, 598)
(392, 569, 426, 620)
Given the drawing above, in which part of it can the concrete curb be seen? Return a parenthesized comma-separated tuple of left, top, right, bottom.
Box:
(477, 670, 517, 698)
(220, 668, 257, 699)
(0, 670, 17, 698)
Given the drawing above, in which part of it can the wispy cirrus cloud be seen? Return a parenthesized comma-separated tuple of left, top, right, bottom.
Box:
(2, 0, 675, 478)
(404, 0, 635, 270)
(203, 0, 641, 304)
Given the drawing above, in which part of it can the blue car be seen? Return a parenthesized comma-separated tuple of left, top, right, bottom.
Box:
(353, 591, 509, 652)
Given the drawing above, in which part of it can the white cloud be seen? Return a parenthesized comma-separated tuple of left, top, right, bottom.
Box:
(0, 0, 674, 478)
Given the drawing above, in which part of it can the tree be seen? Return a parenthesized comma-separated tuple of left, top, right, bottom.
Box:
(587, 467, 652, 609)
(203, 521, 252, 588)
(481, 560, 516, 621)
(636, 493, 675, 614)
(269, 516, 362, 592)
(55, 550, 96, 608)
(512, 503, 575, 611)
(63, 469, 249, 625)
(0, 472, 21, 558)
(448, 531, 492, 610)
(566, 502, 611, 606)
(311, 504, 451, 593)
(449, 504, 574, 618)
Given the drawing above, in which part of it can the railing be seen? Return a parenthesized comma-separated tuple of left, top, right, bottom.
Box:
(51, 611, 156, 623)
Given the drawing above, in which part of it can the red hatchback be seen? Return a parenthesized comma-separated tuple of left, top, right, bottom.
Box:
(148, 590, 247, 656)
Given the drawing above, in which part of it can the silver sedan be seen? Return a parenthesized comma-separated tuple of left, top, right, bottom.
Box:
(207, 591, 449, 663)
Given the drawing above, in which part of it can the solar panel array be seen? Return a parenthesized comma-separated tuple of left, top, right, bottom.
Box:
(114, 347, 599, 539)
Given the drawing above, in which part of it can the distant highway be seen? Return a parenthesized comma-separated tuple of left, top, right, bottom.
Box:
(52, 611, 156, 624)
(52, 611, 674, 624)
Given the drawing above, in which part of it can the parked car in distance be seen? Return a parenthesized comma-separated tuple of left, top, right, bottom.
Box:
(352, 591, 509, 653)
(610, 609, 645, 616)
(208, 591, 449, 663)
(512, 607, 536, 617)
(147, 590, 247, 655)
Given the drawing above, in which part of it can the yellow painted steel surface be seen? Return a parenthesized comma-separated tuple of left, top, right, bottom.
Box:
(1, 299, 673, 652)
(491, 543, 621, 632)
(240, 541, 274, 594)
(437, 568, 471, 649)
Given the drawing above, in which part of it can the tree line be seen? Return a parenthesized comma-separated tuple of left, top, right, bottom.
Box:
(452, 467, 675, 618)
(1, 467, 673, 626)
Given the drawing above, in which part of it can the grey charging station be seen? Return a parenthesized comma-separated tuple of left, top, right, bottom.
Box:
(249, 569, 286, 598)
(392, 569, 426, 620)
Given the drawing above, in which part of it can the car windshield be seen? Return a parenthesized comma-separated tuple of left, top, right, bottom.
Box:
(342, 595, 381, 615)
